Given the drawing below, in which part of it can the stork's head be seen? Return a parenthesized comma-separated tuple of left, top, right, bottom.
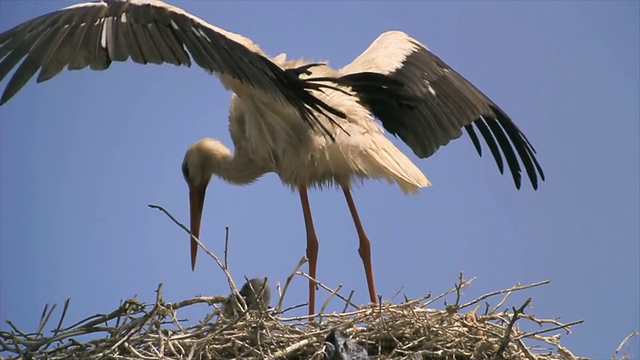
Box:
(181, 138, 232, 270)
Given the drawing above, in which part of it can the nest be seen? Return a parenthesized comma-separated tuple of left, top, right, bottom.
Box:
(0, 276, 587, 360)
(1, 205, 636, 360)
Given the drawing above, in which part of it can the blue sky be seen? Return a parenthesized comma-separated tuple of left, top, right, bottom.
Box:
(0, 1, 638, 358)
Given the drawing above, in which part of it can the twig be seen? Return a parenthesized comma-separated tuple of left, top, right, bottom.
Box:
(454, 272, 464, 307)
(459, 280, 549, 310)
(423, 276, 475, 308)
(268, 338, 313, 359)
(318, 284, 343, 322)
(53, 298, 71, 336)
(148, 204, 241, 298)
(42, 298, 71, 352)
(515, 338, 537, 360)
(35, 303, 56, 337)
(612, 330, 638, 360)
(224, 226, 230, 270)
(342, 290, 355, 314)
(278, 302, 308, 315)
(488, 282, 518, 315)
(295, 271, 359, 310)
(275, 256, 308, 313)
(493, 298, 531, 360)
(515, 319, 584, 339)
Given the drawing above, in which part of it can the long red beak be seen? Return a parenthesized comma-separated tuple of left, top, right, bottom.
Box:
(188, 184, 206, 271)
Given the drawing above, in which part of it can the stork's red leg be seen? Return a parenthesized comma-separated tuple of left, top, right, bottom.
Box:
(342, 185, 378, 304)
(299, 183, 319, 315)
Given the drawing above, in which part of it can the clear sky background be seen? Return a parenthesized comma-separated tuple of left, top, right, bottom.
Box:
(0, 1, 638, 358)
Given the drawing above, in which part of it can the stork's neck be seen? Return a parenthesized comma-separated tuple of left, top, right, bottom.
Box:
(214, 148, 268, 185)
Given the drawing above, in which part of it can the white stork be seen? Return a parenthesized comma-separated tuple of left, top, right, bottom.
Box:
(0, 0, 544, 316)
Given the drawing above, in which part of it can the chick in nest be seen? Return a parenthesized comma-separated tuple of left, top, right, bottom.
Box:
(222, 278, 271, 318)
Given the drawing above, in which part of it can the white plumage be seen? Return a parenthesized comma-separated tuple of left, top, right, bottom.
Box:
(0, 0, 544, 316)
(226, 54, 430, 193)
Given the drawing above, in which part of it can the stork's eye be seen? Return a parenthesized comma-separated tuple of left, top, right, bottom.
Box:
(181, 162, 190, 180)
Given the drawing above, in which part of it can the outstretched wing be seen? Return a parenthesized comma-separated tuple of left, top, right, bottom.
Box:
(0, 0, 343, 133)
(340, 31, 544, 190)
